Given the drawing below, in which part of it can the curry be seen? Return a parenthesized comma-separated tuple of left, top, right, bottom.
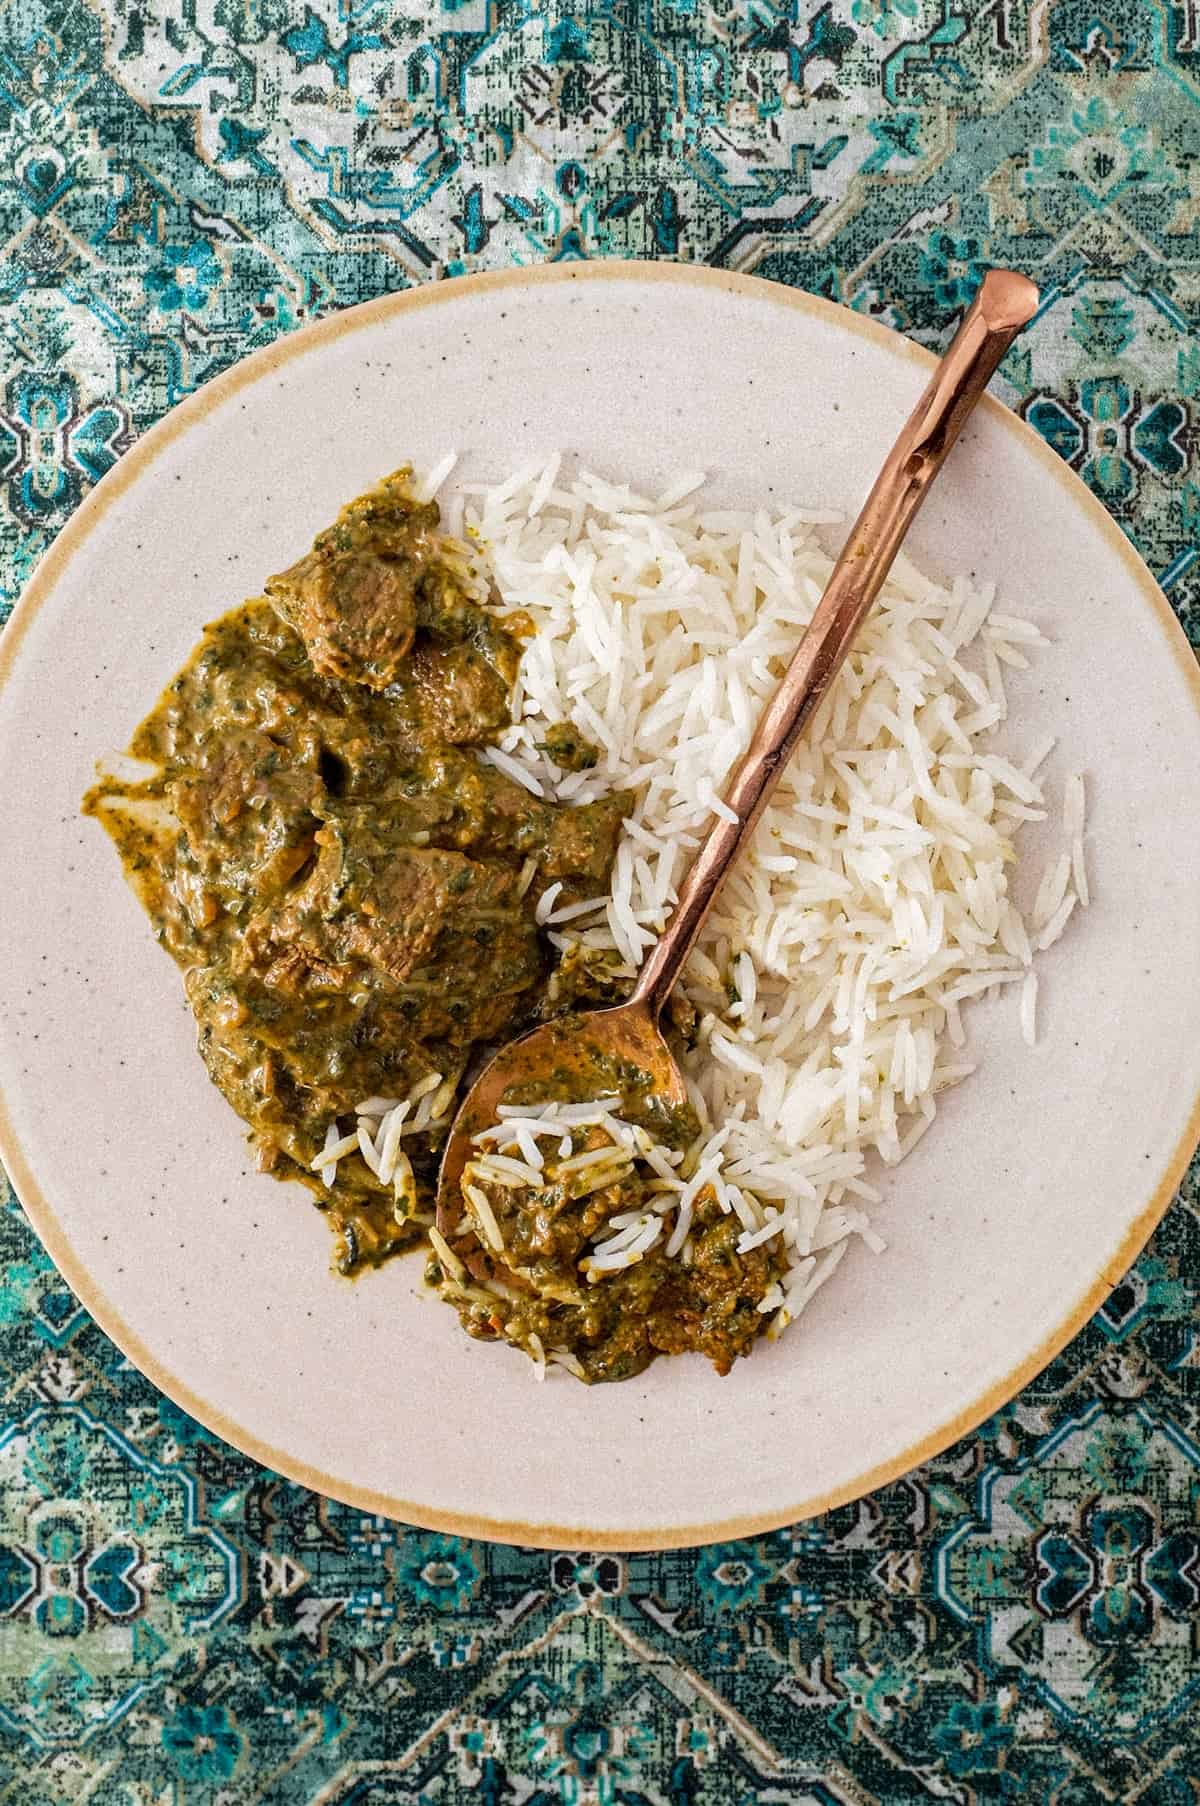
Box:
(437, 1025, 783, 1383)
(85, 470, 780, 1381)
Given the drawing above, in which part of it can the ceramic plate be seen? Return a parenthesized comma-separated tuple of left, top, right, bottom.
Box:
(2, 266, 1199, 1550)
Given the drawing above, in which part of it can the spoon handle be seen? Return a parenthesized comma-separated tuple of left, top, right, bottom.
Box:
(630, 268, 1039, 1020)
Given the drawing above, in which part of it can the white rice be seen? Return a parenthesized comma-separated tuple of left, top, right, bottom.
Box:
(437, 458, 1088, 1337)
(391, 1148, 417, 1220)
(413, 450, 458, 503)
(356, 1122, 383, 1178)
(428, 1225, 464, 1283)
(315, 1121, 344, 1187)
(1036, 891, 1078, 952)
(464, 1183, 506, 1254)
(377, 1103, 411, 1184)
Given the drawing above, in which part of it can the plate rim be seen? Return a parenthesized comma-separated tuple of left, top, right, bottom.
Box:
(2, 260, 1199, 1550)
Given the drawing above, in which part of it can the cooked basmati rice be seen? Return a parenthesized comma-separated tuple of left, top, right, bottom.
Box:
(443, 458, 1087, 1344)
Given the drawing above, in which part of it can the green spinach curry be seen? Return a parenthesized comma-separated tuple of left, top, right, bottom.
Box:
(86, 471, 781, 1381)
(439, 1026, 784, 1383)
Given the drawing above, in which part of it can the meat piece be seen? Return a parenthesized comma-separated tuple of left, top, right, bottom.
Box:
(339, 845, 475, 984)
(169, 731, 320, 904)
(239, 831, 543, 1035)
(405, 640, 512, 742)
(339, 845, 542, 1012)
(458, 764, 631, 881)
(265, 472, 448, 691)
(538, 795, 630, 882)
(268, 548, 420, 690)
(246, 939, 353, 997)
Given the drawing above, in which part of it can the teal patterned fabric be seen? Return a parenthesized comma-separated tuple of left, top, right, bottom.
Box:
(2, 0, 1200, 1797)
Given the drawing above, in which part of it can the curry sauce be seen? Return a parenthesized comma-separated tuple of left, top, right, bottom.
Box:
(85, 472, 629, 1275)
(85, 470, 780, 1381)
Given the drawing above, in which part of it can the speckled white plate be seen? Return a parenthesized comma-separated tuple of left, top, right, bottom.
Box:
(2, 266, 1199, 1550)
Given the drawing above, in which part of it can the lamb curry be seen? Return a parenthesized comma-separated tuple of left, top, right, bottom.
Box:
(85, 470, 779, 1380)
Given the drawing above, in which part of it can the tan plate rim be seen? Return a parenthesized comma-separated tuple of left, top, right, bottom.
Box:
(2, 262, 1199, 1550)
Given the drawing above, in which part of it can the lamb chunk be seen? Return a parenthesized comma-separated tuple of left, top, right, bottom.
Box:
(268, 548, 420, 690)
(266, 473, 440, 690)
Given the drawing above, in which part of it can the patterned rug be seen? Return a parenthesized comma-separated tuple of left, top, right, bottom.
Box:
(2, 0, 1199, 1798)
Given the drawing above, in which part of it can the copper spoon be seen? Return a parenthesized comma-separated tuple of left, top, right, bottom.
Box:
(437, 269, 1039, 1233)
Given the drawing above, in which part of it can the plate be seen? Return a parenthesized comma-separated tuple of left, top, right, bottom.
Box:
(2, 265, 1198, 1550)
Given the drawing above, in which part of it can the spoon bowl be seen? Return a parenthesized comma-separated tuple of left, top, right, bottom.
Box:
(436, 1003, 687, 1232)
